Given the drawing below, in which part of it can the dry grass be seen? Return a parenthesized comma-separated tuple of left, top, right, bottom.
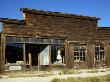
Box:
(61, 69, 79, 74)
(51, 74, 110, 82)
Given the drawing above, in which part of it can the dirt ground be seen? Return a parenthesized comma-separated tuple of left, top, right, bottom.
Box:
(0, 68, 110, 82)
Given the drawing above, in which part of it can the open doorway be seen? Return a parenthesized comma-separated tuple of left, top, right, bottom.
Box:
(25, 44, 49, 67)
(25, 44, 39, 66)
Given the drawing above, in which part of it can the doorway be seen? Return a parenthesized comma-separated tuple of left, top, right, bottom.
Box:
(25, 44, 40, 66)
(25, 44, 50, 68)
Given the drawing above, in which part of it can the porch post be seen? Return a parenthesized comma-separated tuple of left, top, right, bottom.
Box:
(23, 43, 26, 71)
(49, 45, 51, 70)
(0, 33, 6, 74)
(65, 40, 71, 68)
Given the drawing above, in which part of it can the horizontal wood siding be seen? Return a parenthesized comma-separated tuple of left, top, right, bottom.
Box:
(24, 13, 97, 41)
(0, 9, 110, 70)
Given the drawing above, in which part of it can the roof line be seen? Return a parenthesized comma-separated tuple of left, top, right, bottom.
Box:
(20, 8, 100, 21)
(0, 18, 25, 25)
(98, 27, 110, 30)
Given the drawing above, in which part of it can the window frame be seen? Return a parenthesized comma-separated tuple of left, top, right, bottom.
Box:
(95, 46, 105, 61)
(73, 46, 86, 62)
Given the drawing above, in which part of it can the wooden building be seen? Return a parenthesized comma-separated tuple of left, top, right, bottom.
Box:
(0, 8, 110, 73)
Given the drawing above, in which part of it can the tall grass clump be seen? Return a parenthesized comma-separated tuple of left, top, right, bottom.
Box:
(51, 75, 110, 82)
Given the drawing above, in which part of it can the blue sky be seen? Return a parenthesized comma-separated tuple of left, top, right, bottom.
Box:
(0, 0, 110, 31)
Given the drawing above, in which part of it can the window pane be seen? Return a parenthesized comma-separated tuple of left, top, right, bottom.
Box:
(74, 57, 77, 61)
(95, 47, 99, 52)
(83, 57, 85, 61)
(80, 51, 83, 56)
(73, 46, 86, 62)
(95, 52, 99, 56)
(83, 52, 85, 57)
(100, 46, 104, 50)
(100, 51, 104, 55)
(80, 47, 85, 51)
(95, 46, 105, 61)
(74, 46, 78, 51)
(74, 52, 79, 56)
(80, 57, 83, 61)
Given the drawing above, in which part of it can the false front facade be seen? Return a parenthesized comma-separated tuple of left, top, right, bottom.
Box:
(0, 8, 110, 73)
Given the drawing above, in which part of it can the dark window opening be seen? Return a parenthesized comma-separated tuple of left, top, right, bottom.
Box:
(5, 43, 23, 64)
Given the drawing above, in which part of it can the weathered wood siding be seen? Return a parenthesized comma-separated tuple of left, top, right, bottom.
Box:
(0, 33, 5, 74)
(23, 12, 97, 41)
(0, 8, 110, 71)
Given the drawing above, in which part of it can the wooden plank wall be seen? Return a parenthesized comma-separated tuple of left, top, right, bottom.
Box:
(0, 9, 110, 70)
(24, 13, 97, 41)
(0, 45, 1, 74)
(86, 44, 95, 68)
(105, 43, 110, 67)
(0, 34, 5, 74)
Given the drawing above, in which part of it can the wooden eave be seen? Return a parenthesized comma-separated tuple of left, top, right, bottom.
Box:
(98, 27, 110, 30)
(0, 18, 25, 25)
(20, 8, 100, 21)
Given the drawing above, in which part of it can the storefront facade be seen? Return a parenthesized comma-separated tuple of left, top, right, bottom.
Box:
(0, 8, 110, 73)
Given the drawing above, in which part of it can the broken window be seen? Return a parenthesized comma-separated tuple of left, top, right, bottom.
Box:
(95, 46, 105, 61)
(73, 46, 86, 62)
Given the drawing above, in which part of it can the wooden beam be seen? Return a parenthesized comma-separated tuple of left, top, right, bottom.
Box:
(29, 52, 32, 68)
(23, 43, 26, 71)
(49, 45, 51, 70)
(0, 33, 6, 74)
(38, 53, 40, 70)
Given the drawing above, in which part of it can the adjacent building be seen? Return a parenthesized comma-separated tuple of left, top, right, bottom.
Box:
(0, 8, 110, 73)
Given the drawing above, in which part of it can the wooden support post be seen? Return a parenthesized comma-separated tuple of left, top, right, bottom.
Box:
(49, 45, 51, 70)
(29, 52, 32, 68)
(105, 43, 110, 67)
(68, 44, 74, 68)
(65, 40, 69, 68)
(38, 53, 40, 70)
(65, 40, 73, 68)
(87, 43, 95, 68)
(23, 43, 26, 71)
(0, 33, 6, 74)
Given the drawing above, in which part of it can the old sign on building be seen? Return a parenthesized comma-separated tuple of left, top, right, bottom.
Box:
(9, 66, 21, 71)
